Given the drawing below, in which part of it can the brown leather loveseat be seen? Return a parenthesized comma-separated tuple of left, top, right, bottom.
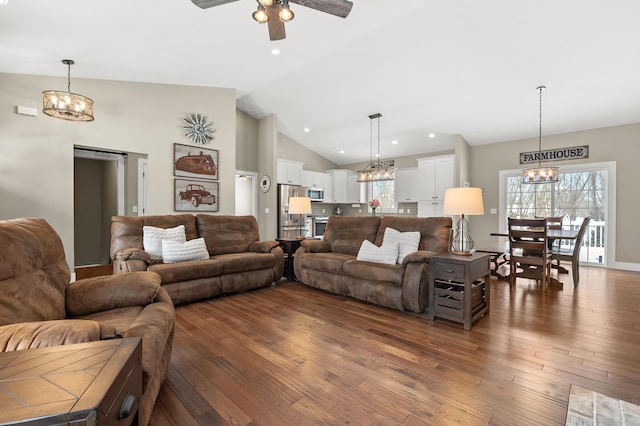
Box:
(294, 216, 452, 312)
(110, 214, 284, 305)
(0, 218, 175, 426)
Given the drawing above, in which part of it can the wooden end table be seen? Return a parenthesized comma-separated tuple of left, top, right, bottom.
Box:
(277, 237, 304, 281)
(0, 337, 142, 425)
(429, 252, 491, 330)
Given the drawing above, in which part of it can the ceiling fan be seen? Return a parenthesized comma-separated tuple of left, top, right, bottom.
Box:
(191, 0, 354, 41)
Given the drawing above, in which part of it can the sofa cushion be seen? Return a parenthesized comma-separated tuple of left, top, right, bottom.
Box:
(375, 216, 452, 253)
(143, 225, 186, 259)
(343, 259, 405, 286)
(356, 240, 399, 265)
(324, 216, 381, 256)
(149, 259, 223, 284)
(299, 252, 353, 274)
(383, 227, 421, 264)
(111, 214, 197, 261)
(197, 215, 260, 255)
(162, 238, 209, 263)
(215, 252, 276, 274)
(0, 320, 101, 352)
(0, 218, 69, 326)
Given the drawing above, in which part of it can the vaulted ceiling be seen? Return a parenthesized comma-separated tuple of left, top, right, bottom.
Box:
(2, 0, 639, 165)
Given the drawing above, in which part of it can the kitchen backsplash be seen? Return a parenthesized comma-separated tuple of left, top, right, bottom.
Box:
(309, 202, 418, 217)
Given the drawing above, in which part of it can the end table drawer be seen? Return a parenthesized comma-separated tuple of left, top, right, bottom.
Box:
(433, 262, 466, 281)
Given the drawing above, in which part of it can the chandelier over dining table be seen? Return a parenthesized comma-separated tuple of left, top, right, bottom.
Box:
(522, 85, 558, 184)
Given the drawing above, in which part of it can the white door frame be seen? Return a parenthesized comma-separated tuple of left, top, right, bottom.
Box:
(138, 158, 148, 216)
(73, 148, 125, 215)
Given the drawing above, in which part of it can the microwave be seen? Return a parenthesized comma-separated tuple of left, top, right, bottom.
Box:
(307, 187, 324, 202)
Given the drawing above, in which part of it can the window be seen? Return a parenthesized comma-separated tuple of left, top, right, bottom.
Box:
(368, 180, 395, 212)
(500, 162, 615, 266)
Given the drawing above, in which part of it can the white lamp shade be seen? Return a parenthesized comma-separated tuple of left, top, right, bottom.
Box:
(442, 187, 484, 216)
(288, 197, 312, 215)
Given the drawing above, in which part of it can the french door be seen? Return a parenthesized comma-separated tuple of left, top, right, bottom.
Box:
(499, 162, 616, 266)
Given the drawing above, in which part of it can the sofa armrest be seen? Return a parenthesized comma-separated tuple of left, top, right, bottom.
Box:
(402, 250, 440, 266)
(0, 320, 101, 352)
(300, 239, 331, 253)
(249, 240, 281, 253)
(66, 271, 162, 317)
(114, 247, 161, 264)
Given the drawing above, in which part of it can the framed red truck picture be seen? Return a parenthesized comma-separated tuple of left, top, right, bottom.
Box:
(174, 179, 219, 212)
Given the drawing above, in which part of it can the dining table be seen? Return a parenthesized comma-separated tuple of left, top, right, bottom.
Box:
(490, 227, 580, 289)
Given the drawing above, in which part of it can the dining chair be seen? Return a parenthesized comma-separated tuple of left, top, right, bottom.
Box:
(546, 216, 564, 249)
(508, 217, 552, 289)
(551, 217, 591, 286)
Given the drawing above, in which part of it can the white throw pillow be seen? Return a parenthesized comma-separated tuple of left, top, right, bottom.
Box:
(356, 240, 399, 265)
(161, 238, 210, 263)
(143, 225, 186, 259)
(383, 227, 421, 264)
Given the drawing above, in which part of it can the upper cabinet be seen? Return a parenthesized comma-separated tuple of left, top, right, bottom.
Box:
(326, 169, 363, 204)
(303, 170, 328, 188)
(277, 159, 304, 185)
(417, 155, 454, 217)
(394, 167, 419, 203)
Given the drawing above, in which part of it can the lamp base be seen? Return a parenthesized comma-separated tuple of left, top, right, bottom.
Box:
(450, 250, 473, 256)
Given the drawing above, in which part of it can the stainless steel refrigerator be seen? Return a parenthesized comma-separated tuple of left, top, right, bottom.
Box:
(278, 184, 308, 238)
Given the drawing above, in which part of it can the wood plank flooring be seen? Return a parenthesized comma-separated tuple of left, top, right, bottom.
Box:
(149, 266, 640, 425)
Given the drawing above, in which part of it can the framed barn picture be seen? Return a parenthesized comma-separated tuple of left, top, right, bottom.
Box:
(174, 143, 218, 180)
(174, 178, 219, 212)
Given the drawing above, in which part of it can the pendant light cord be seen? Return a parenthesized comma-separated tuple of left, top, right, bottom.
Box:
(67, 62, 72, 93)
(537, 85, 545, 168)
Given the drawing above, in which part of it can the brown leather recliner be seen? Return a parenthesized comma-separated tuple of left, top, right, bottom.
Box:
(0, 218, 175, 426)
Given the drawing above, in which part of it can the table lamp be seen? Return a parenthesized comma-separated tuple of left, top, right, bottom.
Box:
(442, 187, 485, 255)
(288, 196, 312, 238)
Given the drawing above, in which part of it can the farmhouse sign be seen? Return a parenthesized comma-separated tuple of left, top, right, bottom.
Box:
(520, 145, 589, 165)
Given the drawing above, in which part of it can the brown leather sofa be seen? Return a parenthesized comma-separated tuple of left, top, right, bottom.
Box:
(110, 214, 284, 305)
(0, 218, 175, 426)
(294, 216, 452, 312)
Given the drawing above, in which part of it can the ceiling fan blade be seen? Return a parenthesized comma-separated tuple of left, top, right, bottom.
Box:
(290, 0, 353, 18)
(190, 0, 239, 9)
(267, 4, 287, 41)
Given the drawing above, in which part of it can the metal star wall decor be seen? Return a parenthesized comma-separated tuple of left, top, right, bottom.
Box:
(183, 113, 215, 144)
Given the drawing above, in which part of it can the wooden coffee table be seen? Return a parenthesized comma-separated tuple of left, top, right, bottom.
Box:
(0, 337, 141, 425)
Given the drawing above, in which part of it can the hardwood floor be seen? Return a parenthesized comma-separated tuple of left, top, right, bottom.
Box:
(149, 266, 640, 425)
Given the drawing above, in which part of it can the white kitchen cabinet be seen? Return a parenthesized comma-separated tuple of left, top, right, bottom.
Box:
(326, 169, 361, 203)
(303, 170, 328, 188)
(277, 159, 304, 185)
(322, 173, 333, 203)
(417, 155, 454, 217)
(394, 168, 419, 203)
(347, 173, 364, 203)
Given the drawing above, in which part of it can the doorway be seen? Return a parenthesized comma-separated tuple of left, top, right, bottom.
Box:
(73, 148, 125, 267)
(235, 171, 257, 217)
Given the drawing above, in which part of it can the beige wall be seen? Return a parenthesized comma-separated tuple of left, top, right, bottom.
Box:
(278, 133, 337, 172)
(470, 123, 640, 267)
(236, 109, 258, 172)
(0, 72, 236, 268)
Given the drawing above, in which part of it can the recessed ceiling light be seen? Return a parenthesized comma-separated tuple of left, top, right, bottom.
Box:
(340, 150, 345, 154)
(428, 133, 436, 138)
(0, 0, 8, 5)
(271, 49, 280, 55)
(304, 127, 310, 132)
(391, 140, 398, 145)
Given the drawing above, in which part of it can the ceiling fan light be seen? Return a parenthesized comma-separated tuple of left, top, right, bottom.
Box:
(252, 5, 269, 23)
(279, 3, 294, 22)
